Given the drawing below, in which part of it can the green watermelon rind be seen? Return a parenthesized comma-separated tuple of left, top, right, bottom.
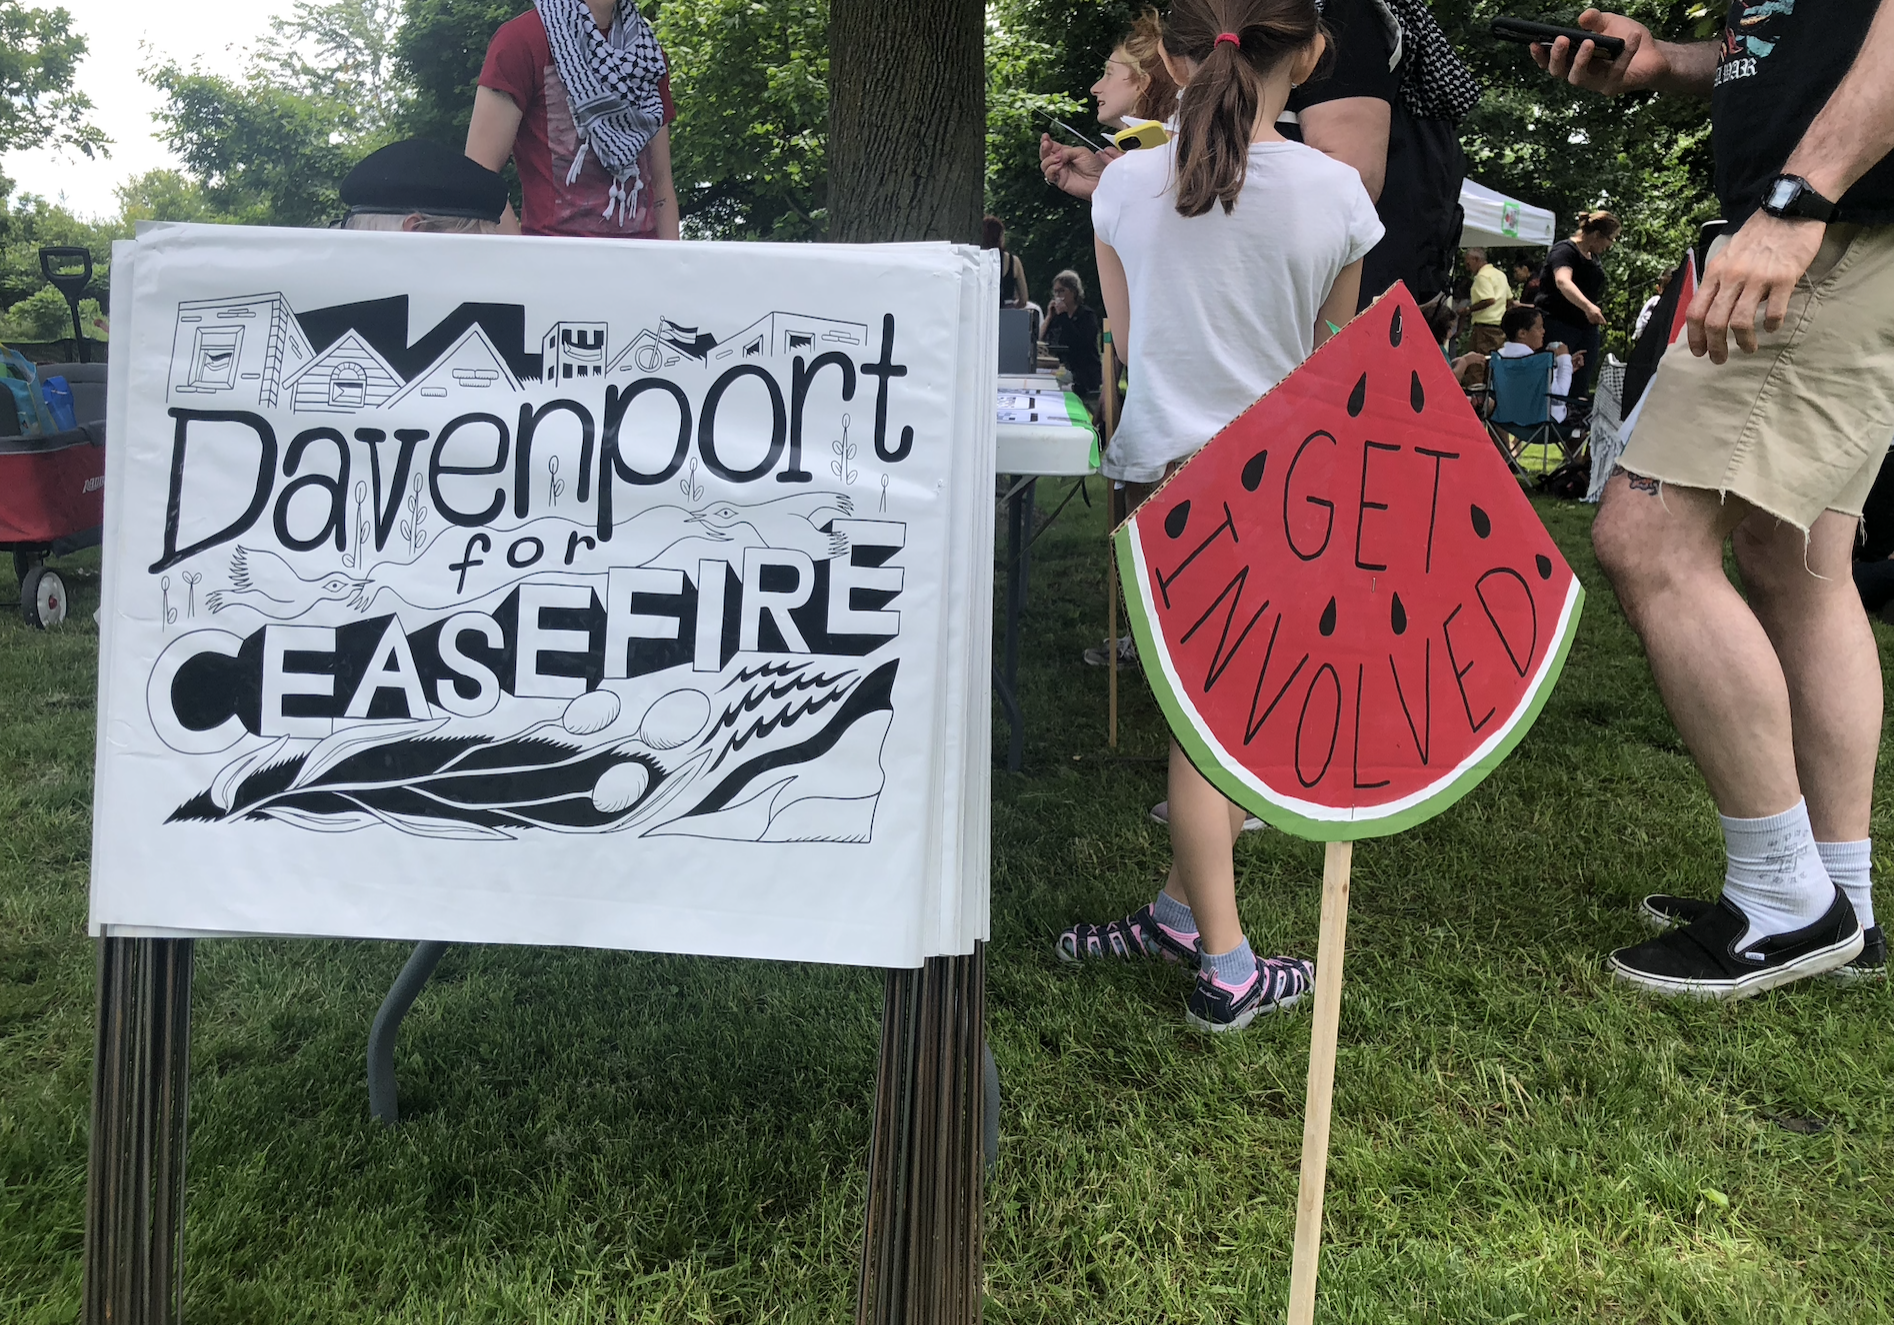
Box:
(1114, 522, 1584, 843)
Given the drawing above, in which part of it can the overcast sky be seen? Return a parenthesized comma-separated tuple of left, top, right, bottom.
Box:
(4, 0, 306, 220)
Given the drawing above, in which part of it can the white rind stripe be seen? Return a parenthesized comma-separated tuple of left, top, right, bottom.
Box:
(1128, 526, 1581, 824)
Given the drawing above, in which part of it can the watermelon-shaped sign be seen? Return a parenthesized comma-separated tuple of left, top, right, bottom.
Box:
(1115, 286, 1582, 841)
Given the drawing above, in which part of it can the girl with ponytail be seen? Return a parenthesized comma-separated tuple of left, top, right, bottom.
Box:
(1056, 0, 1385, 1033)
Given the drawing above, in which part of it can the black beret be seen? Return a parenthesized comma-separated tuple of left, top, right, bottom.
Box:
(341, 139, 507, 221)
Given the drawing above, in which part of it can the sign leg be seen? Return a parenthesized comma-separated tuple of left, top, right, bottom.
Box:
(858, 944, 985, 1324)
(1106, 532, 1119, 749)
(1287, 841, 1352, 1325)
(84, 935, 193, 1325)
(1102, 331, 1120, 751)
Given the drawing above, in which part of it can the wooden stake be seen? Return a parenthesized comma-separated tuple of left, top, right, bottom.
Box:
(1287, 840, 1352, 1325)
(1101, 325, 1120, 749)
(858, 945, 985, 1324)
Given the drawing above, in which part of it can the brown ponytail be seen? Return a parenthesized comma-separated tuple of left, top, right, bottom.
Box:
(1166, 0, 1326, 218)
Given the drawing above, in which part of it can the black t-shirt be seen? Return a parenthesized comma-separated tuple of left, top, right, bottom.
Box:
(1713, 0, 1894, 226)
(1535, 239, 1604, 327)
(1045, 306, 1101, 396)
(1282, 0, 1465, 307)
(1284, 0, 1400, 118)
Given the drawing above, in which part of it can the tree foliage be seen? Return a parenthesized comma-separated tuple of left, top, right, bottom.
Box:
(0, 0, 105, 158)
(148, 62, 358, 227)
(0, 184, 115, 339)
(395, 0, 519, 147)
(1, 0, 1732, 355)
(254, 0, 412, 140)
(146, 0, 414, 227)
(1441, 0, 1717, 345)
(656, 0, 828, 239)
(986, 0, 1720, 351)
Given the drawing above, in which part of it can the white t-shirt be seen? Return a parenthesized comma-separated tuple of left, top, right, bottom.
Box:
(1091, 139, 1384, 483)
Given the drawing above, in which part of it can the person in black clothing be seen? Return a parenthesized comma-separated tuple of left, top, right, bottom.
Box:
(983, 215, 1031, 309)
(1853, 450, 1894, 619)
(1512, 258, 1540, 307)
(1043, 269, 1102, 404)
(1535, 209, 1620, 396)
(1040, 0, 1478, 309)
(1535, 2, 1894, 997)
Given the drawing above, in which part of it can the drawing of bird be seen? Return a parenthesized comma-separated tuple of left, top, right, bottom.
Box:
(205, 547, 369, 620)
(692, 492, 854, 560)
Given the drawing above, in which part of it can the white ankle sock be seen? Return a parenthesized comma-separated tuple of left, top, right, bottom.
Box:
(1816, 839, 1874, 931)
(1719, 800, 1833, 951)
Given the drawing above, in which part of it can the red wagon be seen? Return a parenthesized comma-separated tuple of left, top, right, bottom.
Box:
(1, 362, 106, 628)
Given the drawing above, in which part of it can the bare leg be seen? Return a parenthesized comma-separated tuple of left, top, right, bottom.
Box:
(1589, 473, 1801, 818)
(1732, 509, 1882, 842)
(1160, 739, 1243, 955)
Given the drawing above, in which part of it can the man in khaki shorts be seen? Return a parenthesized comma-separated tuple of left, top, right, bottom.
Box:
(1533, 3, 1894, 998)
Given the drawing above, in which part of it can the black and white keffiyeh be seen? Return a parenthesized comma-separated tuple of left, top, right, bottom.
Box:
(535, 0, 669, 222)
(1380, 0, 1482, 124)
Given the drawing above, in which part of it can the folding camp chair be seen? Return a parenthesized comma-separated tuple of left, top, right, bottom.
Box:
(1482, 350, 1585, 481)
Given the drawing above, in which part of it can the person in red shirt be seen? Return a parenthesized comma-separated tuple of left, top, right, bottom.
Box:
(467, 0, 680, 240)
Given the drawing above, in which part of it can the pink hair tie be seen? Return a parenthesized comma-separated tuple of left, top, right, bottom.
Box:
(1215, 31, 1241, 47)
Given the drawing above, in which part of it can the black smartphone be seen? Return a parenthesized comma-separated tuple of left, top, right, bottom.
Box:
(1490, 16, 1627, 59)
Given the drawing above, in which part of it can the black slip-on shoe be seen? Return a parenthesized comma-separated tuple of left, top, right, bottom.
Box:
(1610, 887, 1863, 1000)
(1641, 894, 1886, 984)
(1826, 924, 1887, 984)
(1640, 893, 1713, 931)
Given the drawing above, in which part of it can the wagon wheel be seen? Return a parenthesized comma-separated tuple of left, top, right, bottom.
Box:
(20, 565, 67, 629)
(12, 548, 44, 584)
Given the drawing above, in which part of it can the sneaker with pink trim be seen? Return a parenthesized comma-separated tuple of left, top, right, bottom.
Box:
(1185, 954, 1313, 1032)
(1056, 903, 1198, 964)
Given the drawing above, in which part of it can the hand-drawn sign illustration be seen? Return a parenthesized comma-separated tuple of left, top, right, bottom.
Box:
(1115, 287, 1583, 840)
(94, 227, 993, 965)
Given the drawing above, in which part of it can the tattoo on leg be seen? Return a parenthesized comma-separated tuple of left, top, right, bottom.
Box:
(1614, 466, 1660, 495)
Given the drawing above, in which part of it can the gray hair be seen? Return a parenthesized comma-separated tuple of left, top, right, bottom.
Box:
(342, 212, 500, 234)
(1052, 269, 1085, 299)
(1464, 246, 1487, 263)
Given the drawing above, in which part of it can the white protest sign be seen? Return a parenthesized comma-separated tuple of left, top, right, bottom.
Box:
(91, 225, 994, 968)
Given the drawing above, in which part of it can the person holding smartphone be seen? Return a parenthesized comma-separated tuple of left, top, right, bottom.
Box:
(1531, 5, 1894, 997)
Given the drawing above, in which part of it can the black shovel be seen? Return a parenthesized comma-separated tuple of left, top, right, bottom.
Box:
(39, 245, 93, 364)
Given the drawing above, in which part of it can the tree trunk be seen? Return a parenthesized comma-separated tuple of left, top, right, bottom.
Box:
(832, 6, 988, 1323)
(828, 0, 985, 244)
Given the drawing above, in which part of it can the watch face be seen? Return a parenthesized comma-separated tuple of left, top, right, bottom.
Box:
(1767, 178, 1801, 211)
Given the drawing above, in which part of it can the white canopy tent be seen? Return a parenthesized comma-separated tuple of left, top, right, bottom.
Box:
(1459, 178, 1556, 248)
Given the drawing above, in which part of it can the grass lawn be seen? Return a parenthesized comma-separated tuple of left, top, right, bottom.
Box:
(4, 489, 1893, 1323)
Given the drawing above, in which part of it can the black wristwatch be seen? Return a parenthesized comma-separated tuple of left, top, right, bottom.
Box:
(1760, 174, 1839, 222)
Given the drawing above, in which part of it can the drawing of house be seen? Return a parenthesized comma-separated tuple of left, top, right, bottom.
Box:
(542, 321, 609, 383)
(385, 323, 523, 409)
(609, 327, 682, 376)
(281, 330, 404, 414)
(709, 312, 869, 363)
(297, 297, 542, 384)
(168, 293, 314, 409)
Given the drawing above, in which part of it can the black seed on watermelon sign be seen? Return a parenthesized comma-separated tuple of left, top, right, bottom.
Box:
(1536, 553, 1553, 580)
(1389, 305, 1404, 346)
(1347, 373, 1367, 417)
(1410, 370, 1425, 413)
(1471, 504, 1492, 538)
(1319, 596, 1337, 636)
(1390, 592, 1407, 635)
(1242, 449, 1269, 492)
(1165, 500, 1191, 539)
